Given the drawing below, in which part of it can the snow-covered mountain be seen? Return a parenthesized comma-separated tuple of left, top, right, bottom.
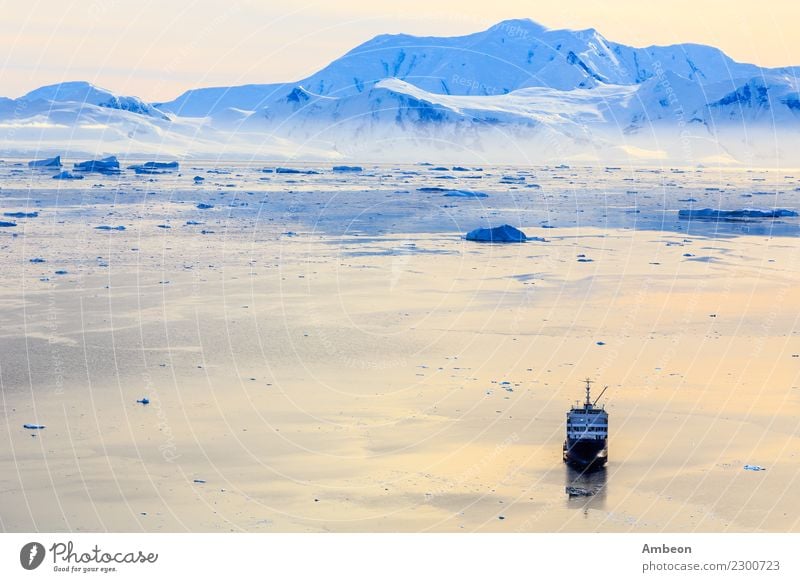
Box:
(3, 19, 800, 163)
(158, 18, 781, 115)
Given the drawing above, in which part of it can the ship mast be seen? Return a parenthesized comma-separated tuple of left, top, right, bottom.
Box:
(584, 378, 593, 407)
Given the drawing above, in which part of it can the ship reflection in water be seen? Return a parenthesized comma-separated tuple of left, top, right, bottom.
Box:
(565, 465, 607, 511)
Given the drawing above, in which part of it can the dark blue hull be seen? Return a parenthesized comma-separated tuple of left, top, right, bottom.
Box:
(563, 438, 608, 469)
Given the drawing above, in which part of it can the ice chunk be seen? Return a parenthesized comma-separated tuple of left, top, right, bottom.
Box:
(332, 165, 363, 172)
(95, 225, 126, 231)
(466, 224, 527, 243)
(52, 171, 84, 180)
(28, 156, 62, 168)
(566, 486, 595, 497)
(23, 424, 46, 430)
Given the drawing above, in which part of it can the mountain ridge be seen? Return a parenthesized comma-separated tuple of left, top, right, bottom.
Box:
(3, 18, 800, 164)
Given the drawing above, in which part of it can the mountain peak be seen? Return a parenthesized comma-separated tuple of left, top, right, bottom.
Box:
(22, 80, 109, 102)
(20, 80, 166, 119)
(486, 18, 548, 36)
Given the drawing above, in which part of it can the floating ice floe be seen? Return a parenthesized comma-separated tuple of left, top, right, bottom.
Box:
(678, 208, 798, 219)
(332, 165, 363, 172)
(743, 464, 766, 471)
(4, 211, 38, 218)
(95, 225, 126, 231)
(442, 190, 489, 198)
(23, 424, 46, 430)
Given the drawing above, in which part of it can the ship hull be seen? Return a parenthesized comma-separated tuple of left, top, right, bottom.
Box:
(563, 438, 608, 470)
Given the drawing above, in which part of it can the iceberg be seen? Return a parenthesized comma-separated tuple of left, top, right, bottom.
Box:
(128, 161, 179, 174)
(332, 165, 363, 172)
(73, 156, 121, 174)
(28, 156, 61, 168)
(466, 224, 528, 243)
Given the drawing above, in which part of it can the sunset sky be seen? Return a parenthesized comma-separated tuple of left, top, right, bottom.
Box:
(1, 0, 798, 101)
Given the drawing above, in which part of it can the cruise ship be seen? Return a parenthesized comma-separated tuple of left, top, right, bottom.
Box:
(563, 379, 608, 470)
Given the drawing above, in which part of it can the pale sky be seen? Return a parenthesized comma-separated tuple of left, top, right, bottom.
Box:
(1, 0, 798, 102)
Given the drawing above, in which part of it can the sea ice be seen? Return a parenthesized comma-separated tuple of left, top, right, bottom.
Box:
(678, 208, 798, 219)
